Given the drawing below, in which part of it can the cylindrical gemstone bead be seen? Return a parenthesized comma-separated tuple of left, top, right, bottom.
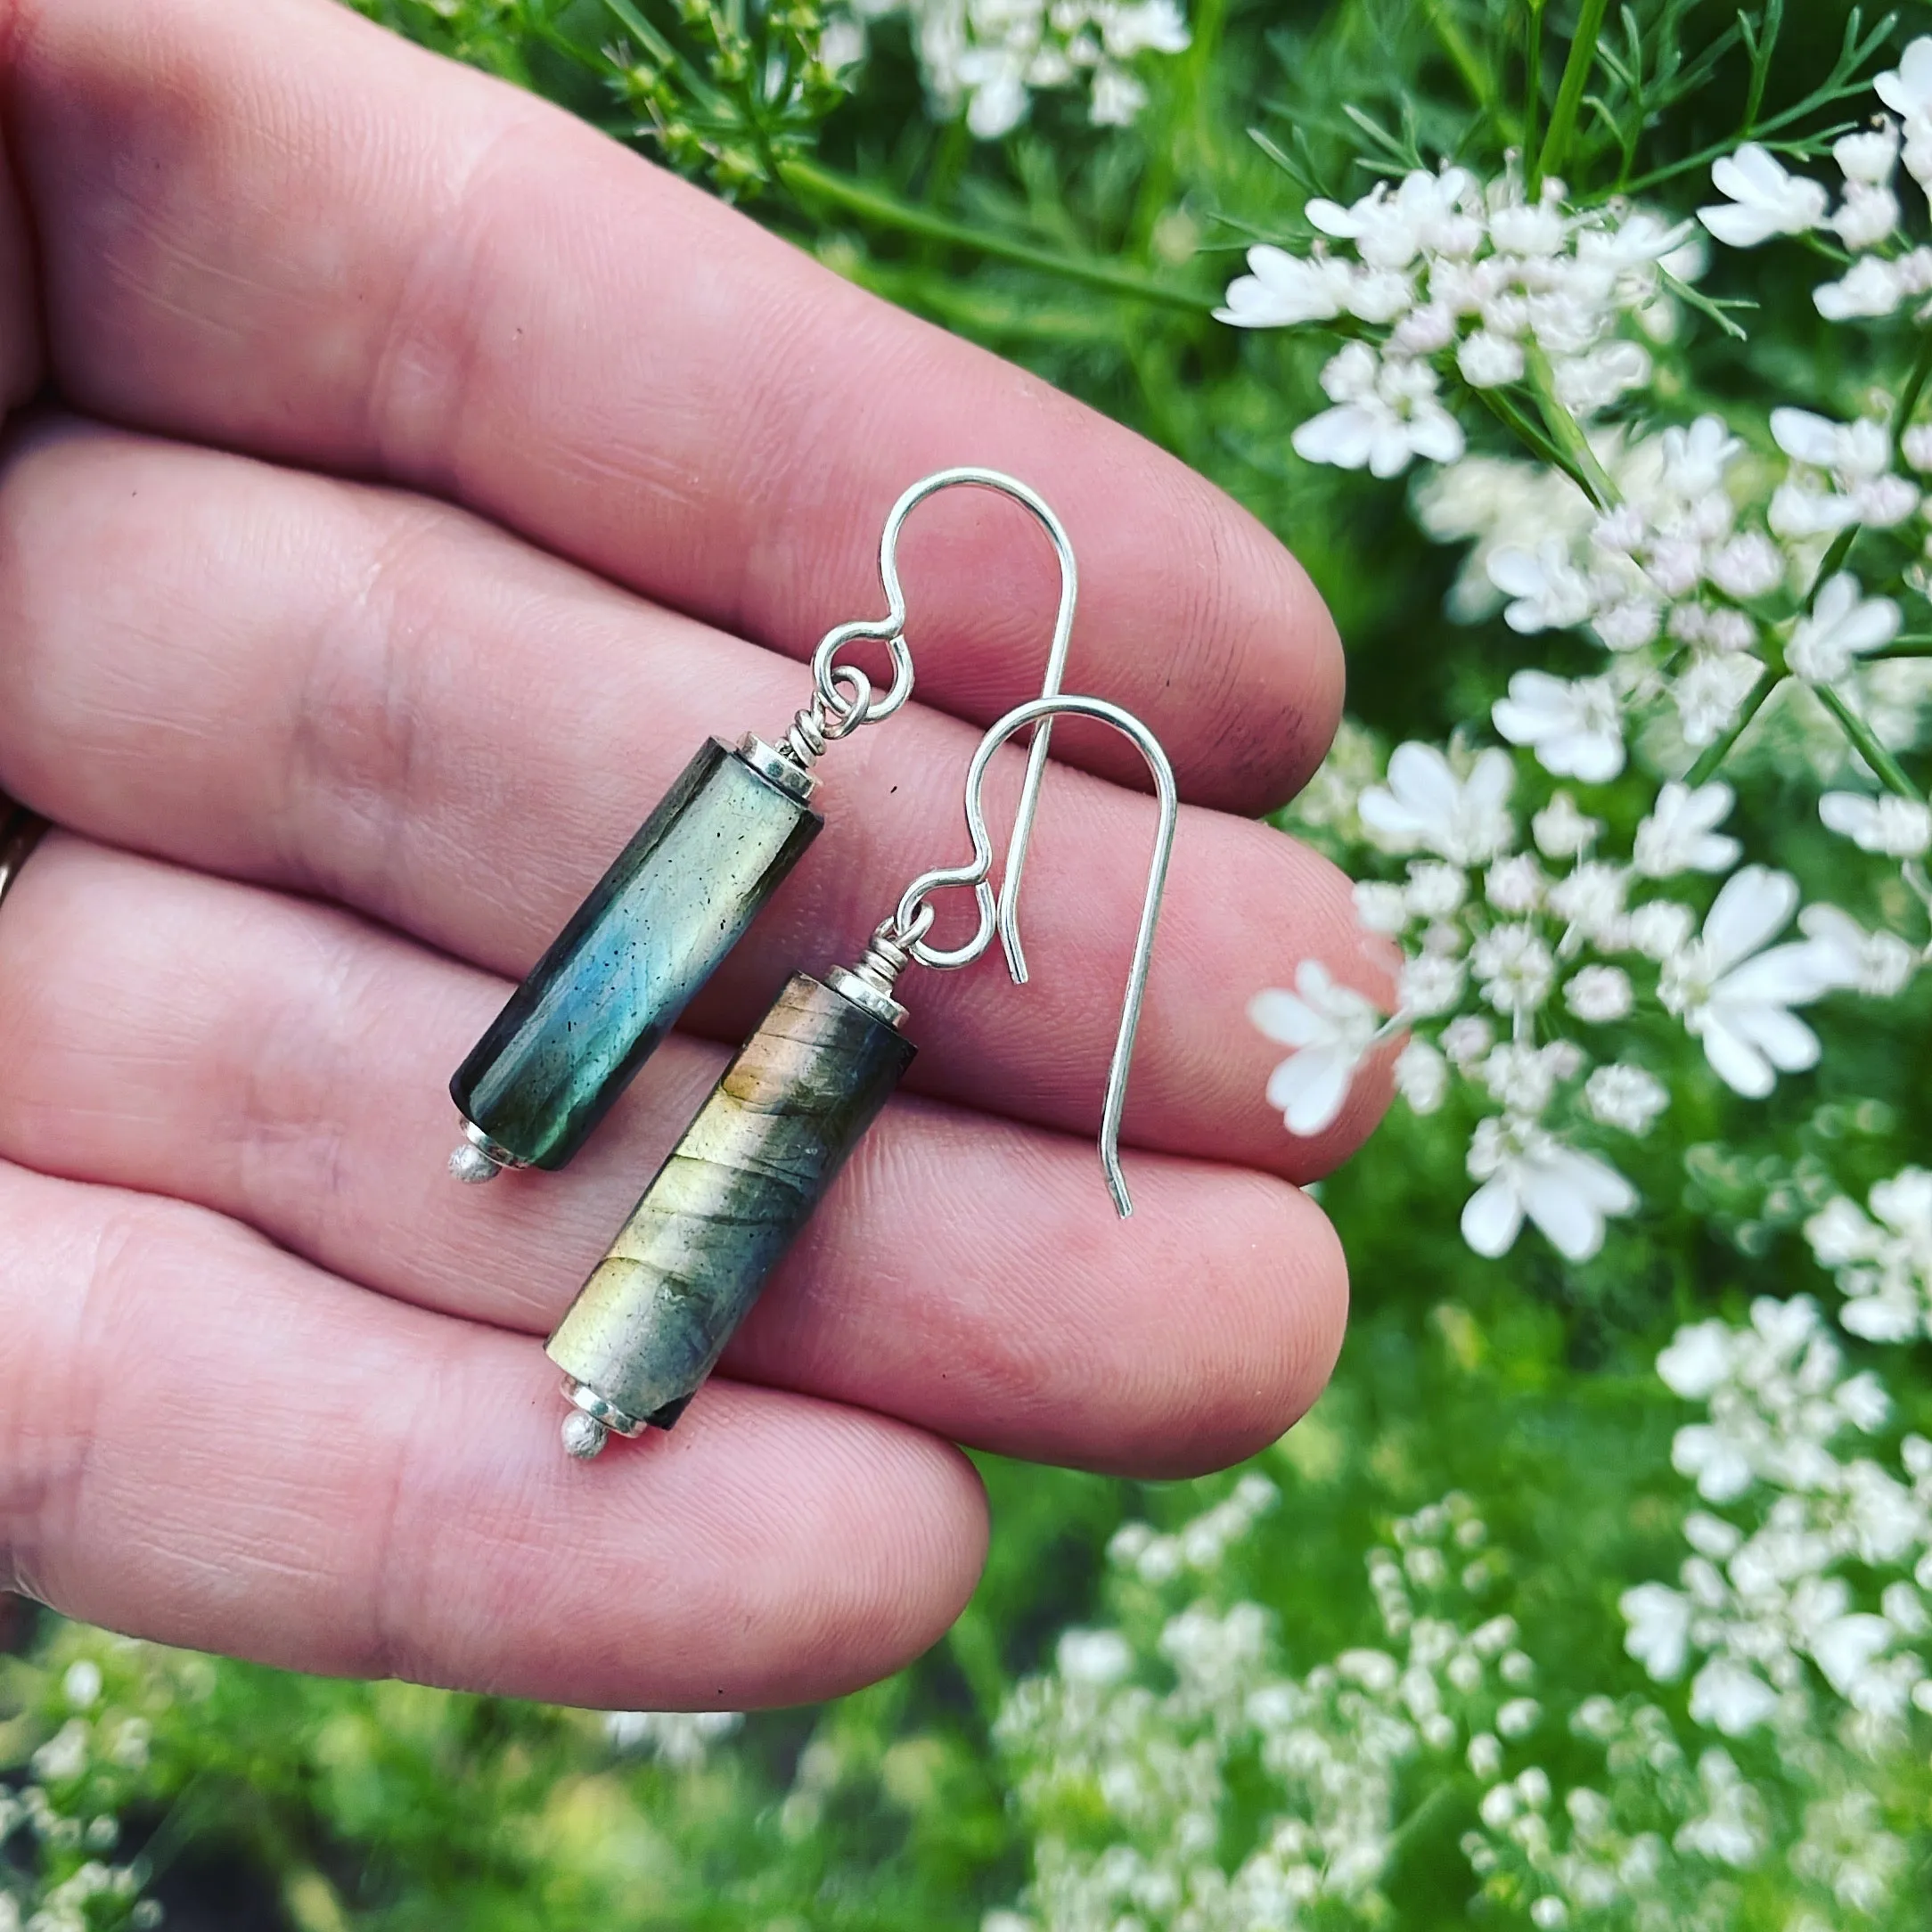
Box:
(547, 973, 915, 1430)
(453, 739, 821, 1171)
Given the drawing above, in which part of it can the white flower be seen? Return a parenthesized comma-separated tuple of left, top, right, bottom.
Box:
(1478, 1040, 1579, 1114)
(1833, 179, 1902, 251)
(1564, 964, 1633, 1023)
(1689, 1658, 1780, 1735)
(1057, 1627, 1134, 1686)
(1547, 859, 1628, 945)
(1627, 898, 1696, 960)
(1250, 962, 1382, 1136)
(1457, 329, 1526, 389)
(1215, 244, 1350, 327)
(1786, 574, 1902, 684)
(1705, 531, 1785, 599)
(1837, 121, 1902, 187)
(1661, 415, 1743, 495)
(1584, 1062, 1669, 1135)
(1812, 1613, 1895, 1707)
(1633, 782, 1740, 877)
(1656, 1319, 1733, 1399)
(1770, 409, 1919, 526)
(1658, 867, 1841, 1097)
(1354, 880, 1410, 934)
(1461, 1118, 1636, 1261)
(1698, 143, 1830, 247)
(1485, 853, 1547, 913)
(1876, 37, 1932, 121)
(1401, 952, 1468, 1016)
(1771, 407, 1892, 482)
(1471, 922, 1556, 1016)
(1531, 792, 1600, 859)
(1293, 343, 1465, 478)
(1492, 671, 1625, 782)
(1359, 742, 1516, 864)
(1487, 542, 1599, 633)
(1623, 1582, 1693, 1680)
(1818, 790, 1932, 858)
(1394, 1037, 1448, 1114)
(1404, 859, 1469, 917)
(1306, 167, 1477, 270)
(1671, 652, 1763, 749)
(1813, 253, 1911, 321)
(1797, 905, 1917, 999)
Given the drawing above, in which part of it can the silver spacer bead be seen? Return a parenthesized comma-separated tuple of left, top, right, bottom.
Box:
(734, 733, 819, 804)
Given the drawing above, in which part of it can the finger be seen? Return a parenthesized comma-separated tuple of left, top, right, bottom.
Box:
(0, 1157, 986, 1707)
(4, 0, 1340, 807)
(0, 836, 1349, 1478)
(0, 137, 37, 414)
(0, 421, 1392, 1180)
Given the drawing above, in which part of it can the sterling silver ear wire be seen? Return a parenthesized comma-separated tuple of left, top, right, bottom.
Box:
(446, 469, 1079, 1184)
(543, 692, 1178, 1458)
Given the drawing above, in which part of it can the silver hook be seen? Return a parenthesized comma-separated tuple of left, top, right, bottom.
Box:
(796, 468, 1079, 986)
(847, 693, 1176, 1220)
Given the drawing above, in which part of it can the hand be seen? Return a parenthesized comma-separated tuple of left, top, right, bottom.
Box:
(0, 0, 1386, 1709)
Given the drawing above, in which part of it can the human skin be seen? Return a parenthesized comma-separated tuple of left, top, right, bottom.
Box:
(0, 0, 1388, 1710)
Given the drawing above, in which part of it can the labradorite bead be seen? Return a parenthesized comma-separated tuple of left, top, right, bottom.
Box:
(546, 973, 915, 1429)
(453, 740, 820, 1171)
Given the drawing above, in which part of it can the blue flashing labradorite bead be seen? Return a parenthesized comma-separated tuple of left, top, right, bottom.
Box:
(453, 740, 821, 1170)
(547, 972, 915, 1429)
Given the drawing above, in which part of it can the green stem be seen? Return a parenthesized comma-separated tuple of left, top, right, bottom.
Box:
(1422, 0, 1500, 118)
(776, 160, 1217, 312)
(1685, 668, 1781, 784)
(1534, 0, 1611, 189)
(1523, 343, 1620, 510)
(1892, 324, 1932, 445)
(1470, 382, 1597, 495)
(1813, 682, 1927, 801)
(1613, 9, 1895, 202)
(1741, 0, 1784, 132)
(1807, 520, 1863, 602)
(1865, 636, 1932, 659)
(1523, 0, 1547, 171)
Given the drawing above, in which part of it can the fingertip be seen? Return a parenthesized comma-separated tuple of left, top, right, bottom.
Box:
(1114, 1172, 1350, 1481)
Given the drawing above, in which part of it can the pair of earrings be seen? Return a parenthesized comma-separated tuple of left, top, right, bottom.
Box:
(445, 473, 1177, 1460)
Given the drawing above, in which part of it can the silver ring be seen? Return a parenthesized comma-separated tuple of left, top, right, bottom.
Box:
(0, 795, 49, 913)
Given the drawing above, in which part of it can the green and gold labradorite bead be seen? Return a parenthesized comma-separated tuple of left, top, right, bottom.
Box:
(452, 739, 821, 1171)
(547, 972, 916, 1432)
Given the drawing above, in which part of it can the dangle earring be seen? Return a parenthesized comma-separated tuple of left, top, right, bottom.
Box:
(542, 692, 1177, 1460)
(446, 470, 1079, 1186)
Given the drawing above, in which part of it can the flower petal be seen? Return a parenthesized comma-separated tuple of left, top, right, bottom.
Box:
(1248, 987, 1323, 1048)
(1701, 864, 1797, 970)
(1461, 1175, 1526, 1257)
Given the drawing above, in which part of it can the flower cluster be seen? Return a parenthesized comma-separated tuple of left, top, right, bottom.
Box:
(1, 1653, 161, 1932)
(1232, 48, 1932, 1274)
(993, 1487, 1537, 1931)
(1697, 40, 1932, 323)
(1461, 1699, 1770, 1932)
(839, 0, 1187, 137)
(603, 1707, 745, 1768)
(1804, 1165, 1932, 1343)
(1622, 1298, 1930, 1744)
(1219, 165, 1699, 477)
(1260, 745, 1894, 1260)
